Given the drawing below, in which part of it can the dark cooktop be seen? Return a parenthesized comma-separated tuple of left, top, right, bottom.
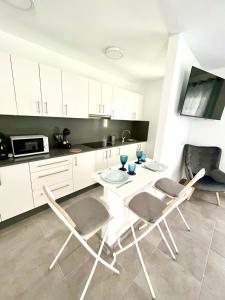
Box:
(82, 141, 108, 149)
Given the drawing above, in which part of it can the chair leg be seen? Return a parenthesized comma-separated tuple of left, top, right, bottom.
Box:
(163, 219, 179, 254)
(80, 228, 108, 300)
(157, 224, 176, 260)
(216, 192, 221, 206)
(130, 222, 156, 299)
(49, 232, 73, 270)
(176, 206, 191, 231)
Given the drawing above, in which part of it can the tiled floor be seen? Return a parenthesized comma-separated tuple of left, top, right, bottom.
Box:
(1, 187, 225, 300)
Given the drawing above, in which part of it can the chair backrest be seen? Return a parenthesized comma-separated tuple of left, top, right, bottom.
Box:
(183, 144, 221, 178)
(43, 185, 76, 228)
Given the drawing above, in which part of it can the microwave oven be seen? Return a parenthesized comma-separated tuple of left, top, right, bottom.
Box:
(10, 135, 49, 157)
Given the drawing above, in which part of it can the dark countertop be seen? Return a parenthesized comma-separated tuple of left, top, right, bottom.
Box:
(0, 140, 146, 168)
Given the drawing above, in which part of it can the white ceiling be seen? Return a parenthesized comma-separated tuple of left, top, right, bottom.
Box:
(0, 0, 225, 83)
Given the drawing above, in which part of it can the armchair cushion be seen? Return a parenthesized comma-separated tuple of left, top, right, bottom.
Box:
(209, 169, 225, 184)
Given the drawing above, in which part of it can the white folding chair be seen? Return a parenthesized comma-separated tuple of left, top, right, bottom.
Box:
(43, 185, 119, 300)
(111, 169, 205, 299)
(154, 168, 206, 231)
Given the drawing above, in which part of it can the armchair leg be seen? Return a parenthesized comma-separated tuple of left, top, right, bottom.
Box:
(216, 192, 221, 206)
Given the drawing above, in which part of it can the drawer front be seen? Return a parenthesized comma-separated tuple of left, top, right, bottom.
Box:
(33, 180, 74, 207)
(31, 164, 73, 191)
(29, 155, 73, 173)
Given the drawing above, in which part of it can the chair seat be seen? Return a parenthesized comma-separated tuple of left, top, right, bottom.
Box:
(66, 197, 110, 237)
(128, 192, 167, 223)
(155, 178, 184, 197)
(195, 175, 225, 192)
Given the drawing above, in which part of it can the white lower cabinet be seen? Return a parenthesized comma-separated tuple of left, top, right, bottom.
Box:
(0, 164, 34, 221)
(33, 180, 74, 207)
(73, 151, 95, 191)
(30, 155, 74, 207)
(120, 144, 137, 161)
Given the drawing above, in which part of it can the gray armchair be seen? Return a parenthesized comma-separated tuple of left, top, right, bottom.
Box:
(183, 144, 225, 206)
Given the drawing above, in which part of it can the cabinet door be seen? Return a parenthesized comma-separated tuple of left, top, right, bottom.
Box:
(11, 56, 42, 116)
(133, 93, 143, 120)
(0, 52, 17, 115)
(112, 88, 129, 120)
(95, 149, 108, 171)
(101, 83, 112, 115)
(89, 79, 102, 114)
(73, 151, 95, 191)
(39, 64, 62, 117)
(136, 142, 146, 152)
(0, 164, 34, 221)
(62, 71, 89, 118)
(108, 147, 121, 167)
(120, 144, 137, 161)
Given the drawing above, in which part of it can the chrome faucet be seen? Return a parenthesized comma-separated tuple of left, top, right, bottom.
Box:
(121, 130, 131, 143)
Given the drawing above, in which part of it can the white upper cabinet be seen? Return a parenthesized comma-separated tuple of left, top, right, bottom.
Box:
(11, 56, 42, 116)
(0, 52, 17, 115)
(112, 88, 129, 120)
(132, 92, 143, 120)
(89, 79, 102, 115)
(101, 83, 112, 115)
(62, 71, 89, 118)
(112, 88, 143, 121)
(39, 64, 62, 117)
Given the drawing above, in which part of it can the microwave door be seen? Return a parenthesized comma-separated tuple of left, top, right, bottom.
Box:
(13, 138, 44, 157)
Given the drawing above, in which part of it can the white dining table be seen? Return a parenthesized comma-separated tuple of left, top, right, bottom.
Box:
(92, 159, 169, 248)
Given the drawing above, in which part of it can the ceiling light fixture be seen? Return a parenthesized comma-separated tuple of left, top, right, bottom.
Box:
(1, 0, 35, 11)
(105, 46, 124, 60)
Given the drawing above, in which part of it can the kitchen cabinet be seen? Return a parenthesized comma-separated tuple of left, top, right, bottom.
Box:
(95, 148, 109, 171)
(111, 87, 128, 120)
(112, 88, 143, 121)
(129, 92, 143, 120)
(11, 55, 42, 116)
(136, 142, 146, 152)
(73, 151, 95, 191)
(101, 82, 112, 115)
(0, 52, 17, 115)
(89, 79, 113, 115)
(29, 155, 74, 207)
(39, 64, 62, 117)
(120, 144, 137, 161)
(89, 79, 102, 115)
(0, 164, 34, 221)
(62, 71, 89, 118)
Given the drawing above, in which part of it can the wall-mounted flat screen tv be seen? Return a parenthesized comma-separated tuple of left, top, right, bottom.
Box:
(180, 66, 225, 120)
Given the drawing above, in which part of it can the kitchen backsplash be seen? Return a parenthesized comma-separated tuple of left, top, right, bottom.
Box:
(0, 115, 149, 147)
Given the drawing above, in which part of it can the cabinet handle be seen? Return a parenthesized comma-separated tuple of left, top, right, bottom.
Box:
(105, 150, 108, 159)
(111, 110, 115, 118)
(65, 104, 68, 115)
(108, 149, 111, 157)
(102, 104, 105, 113)
(38, 168, 69, 178)
(75, 156, 78, 166)
(51, 184, 70, 192)
(118, 148, 120, 155)
(37, 159, 69, 167)
(45, 102, 48, 114)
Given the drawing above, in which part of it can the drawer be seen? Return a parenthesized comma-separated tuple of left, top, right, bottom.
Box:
(33, 180, 74, 207)
(29, 155, 73, 173)
(31, 164, 73, 191)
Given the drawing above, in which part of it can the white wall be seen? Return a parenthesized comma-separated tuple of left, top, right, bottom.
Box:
(143, 79, 163, 157)
(187, 67, 225, 171)
(154, 34, 201, 180)
(0, 29, 142, 92)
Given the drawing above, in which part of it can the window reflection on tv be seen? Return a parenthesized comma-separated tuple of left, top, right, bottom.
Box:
(180, 67, 225, 120)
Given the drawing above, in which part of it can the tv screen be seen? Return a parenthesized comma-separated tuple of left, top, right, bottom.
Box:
(180, 66, 225, 120)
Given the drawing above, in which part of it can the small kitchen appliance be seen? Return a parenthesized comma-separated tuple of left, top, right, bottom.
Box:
(0, 133, 8, 160)
(10, 135, 49, 157)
